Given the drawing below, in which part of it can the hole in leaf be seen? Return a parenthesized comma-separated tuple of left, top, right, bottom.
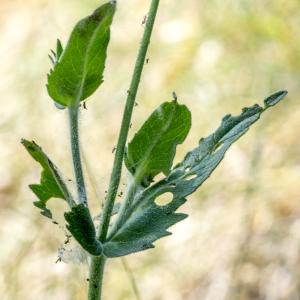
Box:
(155, 192, 173, 207)
(154, 172, 165, 181)
(185, 174, 197, 181)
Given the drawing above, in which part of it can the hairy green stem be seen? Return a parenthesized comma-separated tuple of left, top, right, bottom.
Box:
(88, 1, 161, 299)
(68, 106, 87, 204)
(88, 256, 106, 300)
(98, 0, 160, 243)
(107, 178, 138, 239)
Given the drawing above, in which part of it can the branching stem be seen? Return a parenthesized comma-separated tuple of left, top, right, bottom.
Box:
(98, 0, 160, 242)
(88, 0, 161, 299)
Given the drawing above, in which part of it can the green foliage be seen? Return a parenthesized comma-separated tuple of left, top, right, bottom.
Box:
(264, 90, 288, 107)
(22, 0, 289, 297)
(22, 139, 74, 218)
(56, 39, 63, 61)
(103, 91, 287, 257)
(103, 189, 187, 257)
(47, 2, 116, 107)
(48, 39, 64, 67)
(65, 204, 103, 256)
(125, 101, 191, 186)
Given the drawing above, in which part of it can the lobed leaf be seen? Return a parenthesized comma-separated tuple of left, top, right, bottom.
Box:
(103, 91, 288, 257)
(22, 139, 75, 218)
(103, 183, 187, 257)
(47, 2, 116, 107)
(168, 90, 288, 199)
(65, 204, 103, 256)
(125, 101, 191, 186)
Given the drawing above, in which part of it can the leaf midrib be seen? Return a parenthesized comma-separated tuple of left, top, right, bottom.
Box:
(69, 10, 110, 105)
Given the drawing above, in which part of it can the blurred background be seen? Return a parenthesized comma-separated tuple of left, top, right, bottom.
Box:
(0, 0, 300, 299)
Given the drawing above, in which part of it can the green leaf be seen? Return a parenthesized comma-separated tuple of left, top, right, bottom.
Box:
(56, 39, 63, 61)
(103, 185, 187, 257)
(22, 139, 75, 218)
(103, 91, 287, 257)
(48, 40, 64, 69)
(47, 2, 116, 107)
(65, 204, 103, 256)
(125, 101, 191, 186)
(264, 90, 287, 107)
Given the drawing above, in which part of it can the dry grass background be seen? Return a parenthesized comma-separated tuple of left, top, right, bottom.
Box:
(0, 0, 300, 299)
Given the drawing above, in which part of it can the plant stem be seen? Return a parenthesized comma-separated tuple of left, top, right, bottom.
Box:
(88, 1, 161, 299)
(68, 106, 87, 204)
(88, 256, 106, 300)
(98, 0, 161, 242)
(107, 178, 138, 239)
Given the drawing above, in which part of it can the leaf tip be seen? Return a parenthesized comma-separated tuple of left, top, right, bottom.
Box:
(264, 90, 288, 108)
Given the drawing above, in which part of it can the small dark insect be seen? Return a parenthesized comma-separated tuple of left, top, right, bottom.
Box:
(52, 221, 59, 225)
(134, 102, 139, 106)
(142, 15, 147, 25)
(118, 191, 123, 197)
(172, 91, 178, 102)
(83, 102, 87, 109)
(86, 278, 90, 282)
(130, 123, 132, 128)
(64, 234, 72, 245)
(112, 147, 116, 154)
(105, 190, 108, 193)
(94, 284, 98, 289)
(55, 257, 62, 264)
(146, 58, 150, 64)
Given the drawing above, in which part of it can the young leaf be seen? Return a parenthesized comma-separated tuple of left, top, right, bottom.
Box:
(103, 91, 287, 257)
(22, 139, 75, 218)
(65, 204, 103, 256)
(47, 2, 116, 107)
(125, 101, 191, 186)
(56, 39, 63, 61)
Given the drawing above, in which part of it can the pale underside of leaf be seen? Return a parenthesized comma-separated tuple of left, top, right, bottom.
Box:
(103, 91, 287, 258)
